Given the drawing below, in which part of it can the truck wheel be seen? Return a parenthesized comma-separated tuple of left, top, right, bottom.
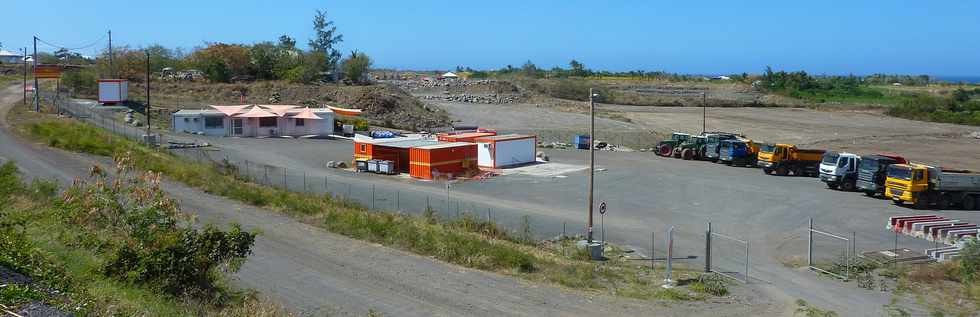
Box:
(938, 194, 952, 210)
(892, 199, 903, 206)
(914, 197, 929, 209)
(965, 196, 978, 211)
(826, 182, 839, 190)
(763, 168, 772, 175)
(792, 166, 803, 176)
(681, 149, 694, 160)
(775, 167, 788, 176)
(841, 181, 856, 192)
(864, 191, 876, 197)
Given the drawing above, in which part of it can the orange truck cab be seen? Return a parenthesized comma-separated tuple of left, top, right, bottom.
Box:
(756, 143, 825, 177)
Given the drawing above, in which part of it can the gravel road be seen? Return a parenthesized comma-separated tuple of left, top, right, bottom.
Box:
(1, 83, 772, 316)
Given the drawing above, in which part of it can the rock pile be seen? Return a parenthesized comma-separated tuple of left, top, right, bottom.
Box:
(420, 94, 517, 104)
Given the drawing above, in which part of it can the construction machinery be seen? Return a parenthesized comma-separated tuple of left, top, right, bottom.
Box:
(856, 154, 907, 197)
(655, 132, 691, 157)
(819, 151, 861, 191)
(719, 139, 763, 167)
(885, 163, 980, 210)
(757, 144, 825, 176)
(673, 135, 708, 160)
(703, 133, 740, 162)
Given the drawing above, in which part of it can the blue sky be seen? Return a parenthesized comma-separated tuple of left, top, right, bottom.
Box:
(3, 0, 979, 75)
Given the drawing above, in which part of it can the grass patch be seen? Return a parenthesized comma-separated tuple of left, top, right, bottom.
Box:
(794, 299, 838, 317)
(0, 162, 288, 316)
(10, 111, 731, 302)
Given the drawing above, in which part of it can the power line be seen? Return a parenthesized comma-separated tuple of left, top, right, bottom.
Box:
(35, 33, 108, 51)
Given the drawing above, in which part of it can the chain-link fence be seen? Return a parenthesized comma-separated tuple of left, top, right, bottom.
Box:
(807, 218, 853, 281)
(707, 222, 749, 283)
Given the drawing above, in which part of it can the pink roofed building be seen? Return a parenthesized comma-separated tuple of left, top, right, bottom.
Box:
(171, 105, 336, 137)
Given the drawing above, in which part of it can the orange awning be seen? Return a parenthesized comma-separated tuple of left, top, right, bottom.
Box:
(327, 105, 362, 116)
(209, 105, 250, 116)
(235, 106, 277, 118)
(291, 107, 323, 120)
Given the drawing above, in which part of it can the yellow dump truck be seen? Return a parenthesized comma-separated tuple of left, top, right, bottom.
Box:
(756, 144, 825, 177)
(885, 163, 980, 210)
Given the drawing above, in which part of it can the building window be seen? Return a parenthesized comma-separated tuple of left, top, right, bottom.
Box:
(204, 117, 223, 128)
(295, 118, 305, 127)
(259, 117, 277, 127)
(360, 144, 366, 152)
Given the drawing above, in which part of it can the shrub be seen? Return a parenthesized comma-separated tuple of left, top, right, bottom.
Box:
(961, 238, 980, 282)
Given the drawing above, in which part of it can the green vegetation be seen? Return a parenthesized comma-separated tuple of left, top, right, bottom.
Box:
(0, 162, 285, 315)
(13, 112, 731, 302)
(794, 299, 838, 317)
(341, 50, 373, 85)
(886, 89, 980, 126)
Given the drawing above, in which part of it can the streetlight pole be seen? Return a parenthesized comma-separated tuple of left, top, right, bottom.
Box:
(145, 50, 151, 135)
(702, 92, 707, 134)
(22, 47, 27, 105)
(33, 36, 38, 112)
(587, 88, 596, 244)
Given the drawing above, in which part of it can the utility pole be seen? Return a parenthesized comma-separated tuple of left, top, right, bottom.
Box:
(146, 50, 151, 135)
(108, 30, 113, 78)
(22, 47, 27, 105)
(702, 92, 707, 134)
(587, 88, 596, 244)
(33, 36, 39, 112)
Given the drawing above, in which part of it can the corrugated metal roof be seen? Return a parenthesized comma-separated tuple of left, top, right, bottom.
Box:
(374, 140, 440, 149)
(475, 134, 535, 142)
(173, 109, 225, 116)
(415, 142, 475, 150)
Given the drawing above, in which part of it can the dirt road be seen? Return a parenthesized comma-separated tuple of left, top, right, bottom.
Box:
(1, 83, 773, 316)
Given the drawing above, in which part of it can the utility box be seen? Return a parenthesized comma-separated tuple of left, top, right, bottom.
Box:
(98, 79, 129, 104)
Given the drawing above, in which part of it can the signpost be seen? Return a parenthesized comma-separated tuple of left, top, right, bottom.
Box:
(34, 64, 62, 79)
(599, 201, 607, 246)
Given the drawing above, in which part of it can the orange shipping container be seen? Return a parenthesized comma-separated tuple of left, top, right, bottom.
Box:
(354, 139, 438, 173)
(409, 142, 478, 180)
(436, 131, 497, 143)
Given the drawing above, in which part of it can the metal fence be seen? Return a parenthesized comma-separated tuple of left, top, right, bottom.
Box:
(807, 218, 853, 281)
(706, 222, 750, 283)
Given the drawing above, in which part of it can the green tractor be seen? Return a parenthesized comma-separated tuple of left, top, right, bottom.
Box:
(673, 135, 708, 160)
(655, 132, 691, 157)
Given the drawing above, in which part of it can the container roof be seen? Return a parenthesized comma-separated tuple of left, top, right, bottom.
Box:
(443, 132, 496, 138)
(415, 142, 475, 150)
(475, 134, 535, 142)
(374, 140, 440, 149)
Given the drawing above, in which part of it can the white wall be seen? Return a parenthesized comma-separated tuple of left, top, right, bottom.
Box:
(494, 138, 536, 168)
(477, 143, 493, 167)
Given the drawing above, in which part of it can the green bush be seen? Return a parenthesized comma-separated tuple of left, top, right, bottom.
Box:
(960, 239, 980, 282)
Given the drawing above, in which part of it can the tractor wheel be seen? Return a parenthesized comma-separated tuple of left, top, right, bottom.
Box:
(841, 181, 856, 192)
(826, 182, 839, 190)
(682, 149, 694, 160)
(964, 196, 978, 211)
(657, 144, 672, 157)
(775, 167, 788, 176)
(672, 148, 682, 158)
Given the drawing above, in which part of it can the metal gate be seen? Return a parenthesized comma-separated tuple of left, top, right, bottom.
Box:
(807, 218, 852, 281)
(706, 222, 749, 283)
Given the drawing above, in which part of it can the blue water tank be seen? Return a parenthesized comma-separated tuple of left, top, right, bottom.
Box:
(574, 135, 591, 149)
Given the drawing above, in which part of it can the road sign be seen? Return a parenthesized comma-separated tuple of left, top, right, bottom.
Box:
(34, 65, 62, 79)
(599, 201, 607, 215)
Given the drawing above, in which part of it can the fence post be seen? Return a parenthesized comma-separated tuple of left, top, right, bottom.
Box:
(705, 221, 712, 273)
(283, 168, 287, 189)
(245, 160, 250, 182)
(347, 183, 352, 201)
(264, 166, 269, 185)
(651, 231, 655, 272)
(396, 191, 400, 211)
(426, 196, 430, 211)
(744, 243, 750, 283)
(372, 184, 376, 210)
(487, 208, 491, 223)
(303, 172, 307, 192)
(324, 176, 328, 192)
(807, 218, 813, 268)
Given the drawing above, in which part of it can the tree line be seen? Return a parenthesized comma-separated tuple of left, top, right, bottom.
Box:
(57, 10, 372, 96)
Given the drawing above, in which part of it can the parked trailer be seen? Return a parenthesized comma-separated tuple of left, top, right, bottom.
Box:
(856, 154, 908, 197)
(885, 163, 980, 210)
(757, 143, 824, 176)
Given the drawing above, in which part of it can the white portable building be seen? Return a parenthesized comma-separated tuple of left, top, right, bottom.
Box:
(474, 134, 537, 169)
(98, 79, 129, 104)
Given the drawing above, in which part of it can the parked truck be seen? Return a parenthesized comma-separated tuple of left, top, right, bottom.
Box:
(856, 154, 907, 197)
(656, 132, 691, 157)
(757, 144, 825, 176)
(702, 133, 739, 162)
(718, 139, 763, 167)
(819, 151, 861, 191)
(885, 163, 980, 210)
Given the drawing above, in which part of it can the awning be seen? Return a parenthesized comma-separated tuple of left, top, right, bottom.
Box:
(327, 106, 362, 116)
(209, 105, 250, 116)
(259, 105, 298, 117)
(234, 106, 277, 118)
(291, 107, 323, 120)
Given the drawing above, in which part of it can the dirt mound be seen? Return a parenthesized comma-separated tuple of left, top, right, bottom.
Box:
(128, 81, 451, 130)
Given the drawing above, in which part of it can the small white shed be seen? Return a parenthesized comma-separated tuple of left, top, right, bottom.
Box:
(98, 79, 129, 104)
(474, 134, 537, 169)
